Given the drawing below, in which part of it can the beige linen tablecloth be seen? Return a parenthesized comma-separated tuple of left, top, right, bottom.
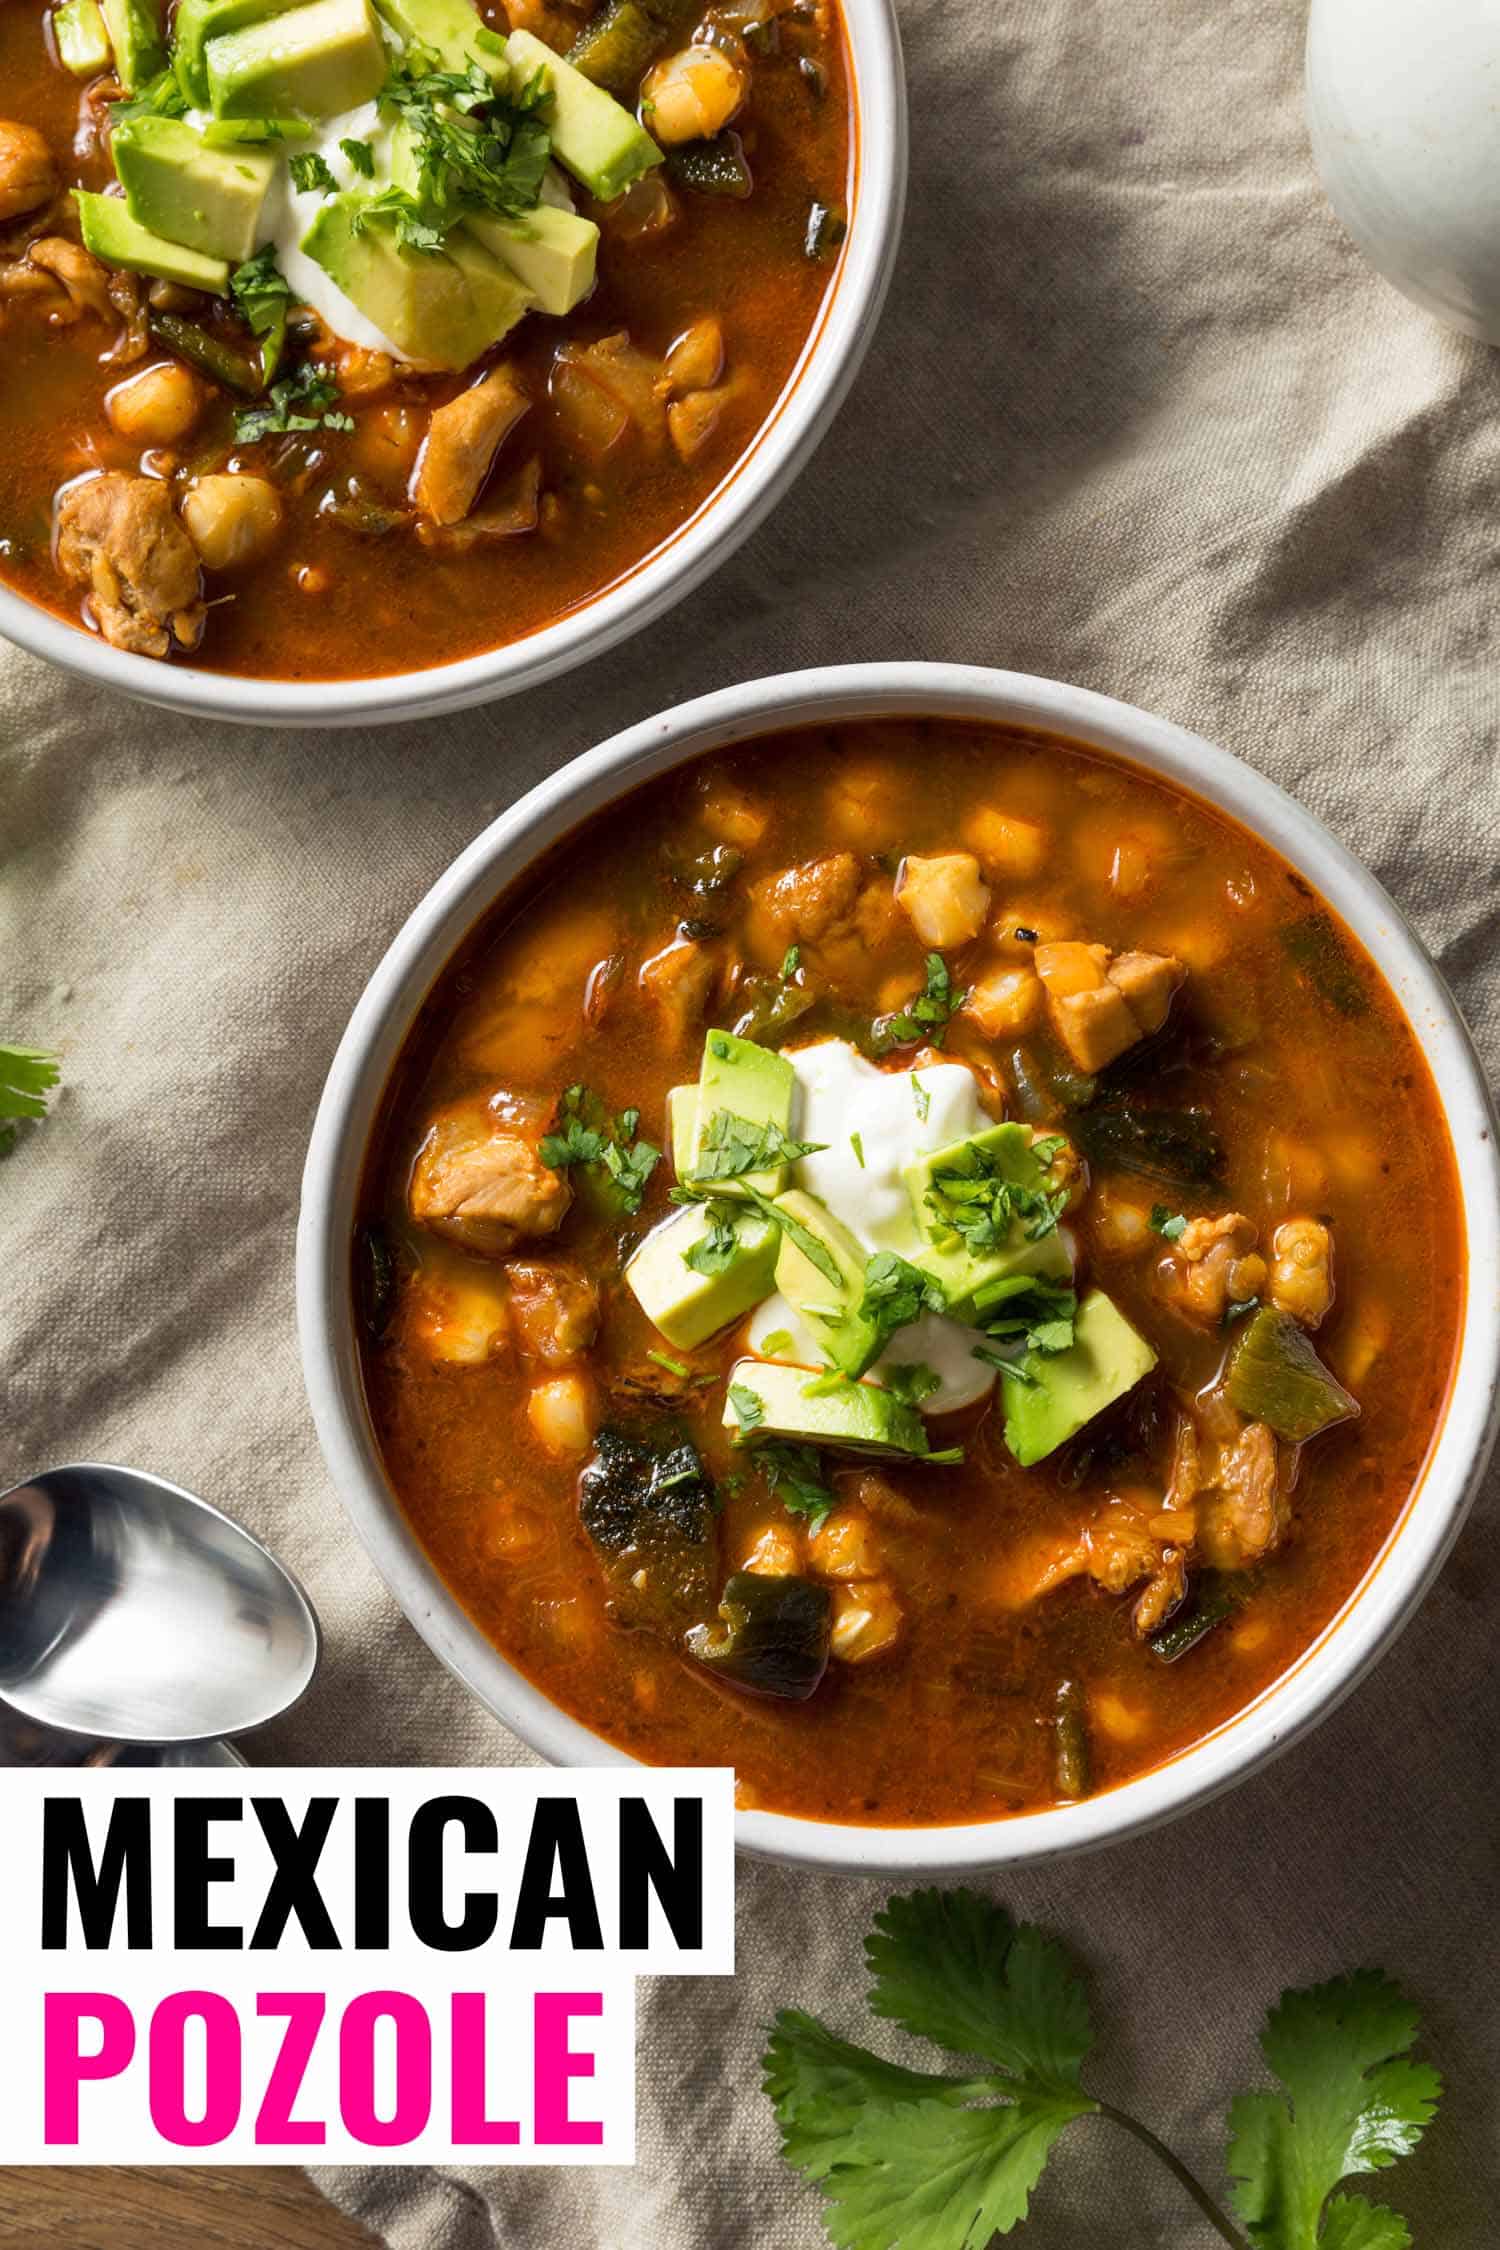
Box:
(4, 0, 1498, 2239)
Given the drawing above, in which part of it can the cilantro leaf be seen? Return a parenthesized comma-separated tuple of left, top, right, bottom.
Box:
(1316, 2201, 1411, 2250)
(1226, 1973, 1440, 2250)
(232, 359, 348, 443)
(727, 1381, 766, 1431)
(684, 1202, 741, 1277)
(1, 1043, 60, 1157)
(340, 135, 375, 175)
(1150, 1204, 1188, 1241)
(754, 1440, 835, 1530)
(868, 1890, 1094, 2087)
(377, 56, 553, 241)
(875, 953, 968, 1052)
(348, 183, 448, 254)
(228, 245, 292, 382)
(857, 1252, 946, 1362)
(539, 1085, 658, 1213)
(289, 150, 337, 194)
(688, 1108, 826, 1186)
(924, 1139, 1065, 1256)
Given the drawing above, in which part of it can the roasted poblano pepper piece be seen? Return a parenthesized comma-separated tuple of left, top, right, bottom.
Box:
(1073, 1097, 1225, 1189)
(1052, 1677, 1091, 1800)
(579, 1425, 718, 1630)
(149, 310, 262, 397)
(1148, 1574, 1249, 1663)
(685, 1572, 831, 1700)
(1226, 1307, 1358, 1444)
(567, 0, 662, 97)
(668, 132, 754, 198)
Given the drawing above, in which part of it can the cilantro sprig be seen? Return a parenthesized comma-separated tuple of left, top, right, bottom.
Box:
(1, 1043, 61, 1157)
(540, 1084, 660, 1214)
(687, 1109, 827, 1186)
(228, 245, 292, 383)
(373, 54, 552, 250)
(233, 360, 352, 443)
(875, 953, 968, 1053)
(856, 1251, 946, 1361)
(924, 1138, 1065, 1257)
(765, 1890, 1441, 2250)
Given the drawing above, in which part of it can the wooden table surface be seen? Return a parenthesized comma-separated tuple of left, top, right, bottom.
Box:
(0, 2168, 377, 2248)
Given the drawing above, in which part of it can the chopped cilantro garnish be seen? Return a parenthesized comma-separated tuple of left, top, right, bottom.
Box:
(683, 1202, 741, 1277)
(857, 1252, 946, 1362)
(1150, 1205, 1188, 1241)
(646, 1348, 689, 1379)
(539, 1084, 660, 1214)
(759, 1328, 795, 1357)
(340, 136, 375, 176)
(689, 1110, 826, 1186)
(780, 944, 801, 979)
(878, 1362, 941, 1409)
(924, 1138, 1065, 1254)
(912, 1075, 930, 1122)
(377, 56, 552, 243)
(232, 360, 349, 443)
(289, 151, 337, 195)
(347, 184, 448, 254)
(849, 1130, 865, 1169)
(875, 953, 967, 1052)
(754, 1440, 835, 1531)
(228, 245, 292, 383)
(727, 1382, 766, 1432)
(764, 1889, 1441, 2250)
(741, 1182, 842, 1289)
(1, 1043, 60, 1157)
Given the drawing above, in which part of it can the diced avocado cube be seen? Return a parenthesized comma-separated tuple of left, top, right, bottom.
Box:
(667, 1083, 698, 1180)
(100, 0, 165, 87)
(723, 1359, 933, 1459)
(53, 0, 113, 77)
(205, 0, 385, 120)
(301, 191, 533, 366)
(464, 204, 598, 317)
(374, 0, 508, 79)
(903, 1122, 1072, 1316)
(625, 1204, 778, 1350)
(771, 1190, 880, 1378)
(687, 1029, 797, 1201)
(112, 116, 276, 262)
(171, 0, 303, 101)
(505, 25, 662, 203)
(1001, 1289, 1157, 1468)
(75, 190, 230, 292)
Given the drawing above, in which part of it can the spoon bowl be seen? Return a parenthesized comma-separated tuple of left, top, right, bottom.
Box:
(0, 1463, 319, 1744)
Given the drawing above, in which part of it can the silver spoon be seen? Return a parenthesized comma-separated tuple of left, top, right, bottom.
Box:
(0, 1463, 320, 1745)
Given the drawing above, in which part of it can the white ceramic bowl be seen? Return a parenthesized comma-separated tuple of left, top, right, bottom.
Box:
(0, 4, 906, 728)
(297, 664, 1500, 1874)
(1307, 0, 1500, 343)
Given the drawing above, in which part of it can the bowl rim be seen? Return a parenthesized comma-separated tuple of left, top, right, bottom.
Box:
(296, 661, 1500, 1874)
(0, 0, 907, 729)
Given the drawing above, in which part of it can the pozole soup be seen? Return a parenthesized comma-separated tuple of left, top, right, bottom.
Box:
(0, 0, 850, 679)
(357, 719, 1462, 1826)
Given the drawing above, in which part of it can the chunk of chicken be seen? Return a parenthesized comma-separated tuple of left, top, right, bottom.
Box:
(896, 852, 991, 949)
(26, 234, 113, 321)
(414, 364, 529, 525)
(409, 1092, 571, 1257)
(1198, 1420, 1286, 1571)
(638, 937, 717, 1042)
(0, 123, 56, 224)
(994, 1494, 1189, 1640)
(750, 851, 861, 944)
(1159, 1213, 1267, 1326)
(1269, 1217, 1334, 1329)
(505, 1258, 600, 1366)
(1034, 941, 1185, 1071)
(54, 473, 204, 658)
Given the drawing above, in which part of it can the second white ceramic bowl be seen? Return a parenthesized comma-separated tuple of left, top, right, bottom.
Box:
(0, 1, 906, 726)
(297, 664, 1500, 1873)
